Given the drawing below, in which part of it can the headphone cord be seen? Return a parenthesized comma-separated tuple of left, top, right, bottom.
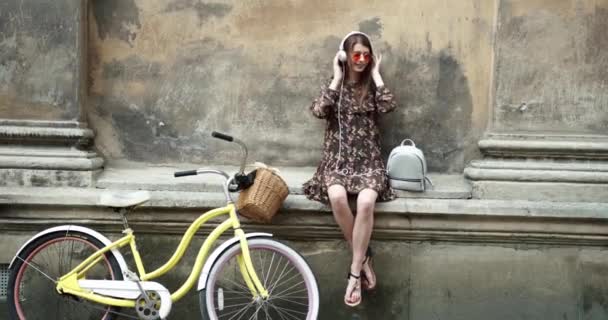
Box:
(335, 64, 346, 173)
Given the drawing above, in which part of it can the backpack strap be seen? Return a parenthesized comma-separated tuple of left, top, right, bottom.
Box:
(424, 176, 433, 189)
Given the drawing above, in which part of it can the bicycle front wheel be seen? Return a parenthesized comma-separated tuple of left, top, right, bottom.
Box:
(201, 238, 319, 320)
(8, 231, 124, 320)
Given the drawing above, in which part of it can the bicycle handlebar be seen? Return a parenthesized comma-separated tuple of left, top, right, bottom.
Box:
(173, 131, 251, 203)
(211, 131, 233, 142)
(174, 170, 197, 177)
(173, 168, 234, 202)
(211, 131, 248, 174)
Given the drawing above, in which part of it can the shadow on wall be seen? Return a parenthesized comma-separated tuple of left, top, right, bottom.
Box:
(91, 0, 141, 46)
(380, 45, 474, 173)
(358, 16, 475, 173)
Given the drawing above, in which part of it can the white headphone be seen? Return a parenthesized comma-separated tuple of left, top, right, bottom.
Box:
(337, 31, 374, 62)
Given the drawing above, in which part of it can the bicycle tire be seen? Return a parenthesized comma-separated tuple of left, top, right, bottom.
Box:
(8, 230, 124, 320)
(200, 238, 319, 320)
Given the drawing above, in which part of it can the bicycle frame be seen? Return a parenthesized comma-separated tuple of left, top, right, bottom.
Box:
(55, 203, 269, 308)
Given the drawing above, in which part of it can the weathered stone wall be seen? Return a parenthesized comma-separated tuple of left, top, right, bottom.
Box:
(87, 0, 495, 172)
(0, 0, 102, 188)
(493, 0, 608, 133)
(1, 1, 608, 318)
(3, 229, 608, 319)
(0, 0, 84, 121)
(127, 236, 608, 319)
(465, 0, 608, 202)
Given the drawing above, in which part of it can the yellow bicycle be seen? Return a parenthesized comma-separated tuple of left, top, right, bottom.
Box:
(8, 132, 319, 320)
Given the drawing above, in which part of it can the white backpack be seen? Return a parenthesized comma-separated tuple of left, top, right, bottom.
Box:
(387, 139, 432, 192)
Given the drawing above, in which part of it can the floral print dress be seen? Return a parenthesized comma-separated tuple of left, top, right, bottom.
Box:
(303, 80, 397, 204)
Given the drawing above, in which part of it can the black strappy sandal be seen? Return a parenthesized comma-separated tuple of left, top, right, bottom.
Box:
(344, 272, 362, 307)
(361, 246, 377, 291)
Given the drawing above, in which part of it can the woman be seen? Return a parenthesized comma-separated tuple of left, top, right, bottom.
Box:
(303, 31, 397, 307)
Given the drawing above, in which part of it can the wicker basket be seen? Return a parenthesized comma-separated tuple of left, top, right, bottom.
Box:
(236, 167, 289, 223)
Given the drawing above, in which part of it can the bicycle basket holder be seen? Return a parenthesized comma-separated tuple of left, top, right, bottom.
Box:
(236, 167, 288, 223)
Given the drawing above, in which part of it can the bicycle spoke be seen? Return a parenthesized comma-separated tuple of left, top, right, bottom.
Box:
(218, 284, 252, 298)
(263, 252, 276, 288)
(266, 256, 288, 294)
(267, 303, 299, 320)
(271, 279, 306, 299)
(269, 305, 289, 320)
(41, 249, 60, 283)
(221, 300, 256, 320)
(268, 296, 309, 307)
(262, 303, 271, 320)
(15, 256, 56, 283)
(269, 270, 302, 294)
(221, 301, 256, 310)
(222, 294, 254, 301)
(270, 255, 289, 292)
(219, 275, 256, 295)
(271, 290, 308, 300)
(270, 305, 307, 318)
(246, 304, 264, 320)
(205, 240, 317, 320)
(68, 237, 76, 275)
(257, 250, 268, 287)
(268, 263, 296, 295)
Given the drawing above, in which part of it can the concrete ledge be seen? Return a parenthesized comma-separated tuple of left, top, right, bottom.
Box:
(96, 162, 472, 199)
(2, 185, 608, 246)
(479, 133, 608, 159)
(2, 162, 608, 246)
(2, 186, 608, 219)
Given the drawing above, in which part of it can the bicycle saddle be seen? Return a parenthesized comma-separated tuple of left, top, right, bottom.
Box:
(98, 190, 151, 208)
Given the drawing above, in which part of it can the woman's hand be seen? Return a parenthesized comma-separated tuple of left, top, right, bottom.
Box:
(329, 52, 344, 90)
(372, 53, 384, 88)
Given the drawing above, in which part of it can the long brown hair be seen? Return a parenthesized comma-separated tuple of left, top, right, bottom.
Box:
(342, 34, 374, 105)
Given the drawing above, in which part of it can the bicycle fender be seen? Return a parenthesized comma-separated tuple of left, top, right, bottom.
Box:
(197, 232, 272, 291)
(9, 225, 129, 272)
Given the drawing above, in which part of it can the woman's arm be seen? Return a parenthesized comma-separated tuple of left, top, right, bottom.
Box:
(311, 52, 343, 119)
(372, 54, 397, 113)
(374, 85, 397, 113)
(310, 82, 340, 119)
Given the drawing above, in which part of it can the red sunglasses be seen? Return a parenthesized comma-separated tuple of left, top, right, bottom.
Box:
(351, 52, 371, 63)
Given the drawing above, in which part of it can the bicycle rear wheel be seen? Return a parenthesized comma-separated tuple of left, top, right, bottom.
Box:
(8, 231, 124, 320)
(201, 238, 319, 320)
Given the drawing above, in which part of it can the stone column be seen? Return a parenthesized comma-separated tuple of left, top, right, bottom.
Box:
(0, 0, 102, 187)
(465, 0, 608, 202)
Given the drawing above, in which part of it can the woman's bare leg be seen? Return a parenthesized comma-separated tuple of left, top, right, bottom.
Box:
(327, 185, 354, 246)
(353, 189, 378, 290)
(327, 185, 362, 305)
